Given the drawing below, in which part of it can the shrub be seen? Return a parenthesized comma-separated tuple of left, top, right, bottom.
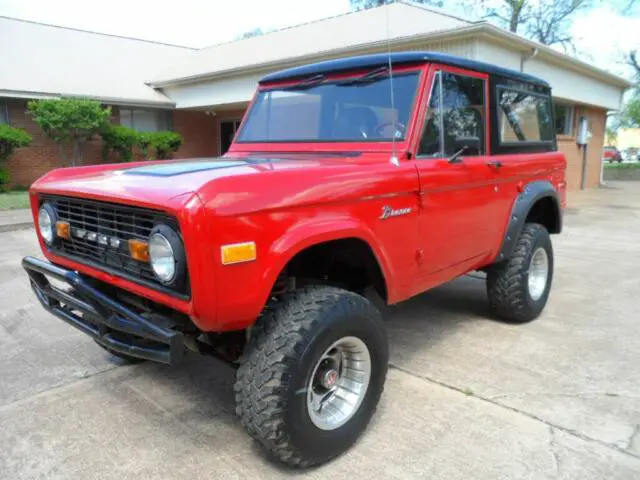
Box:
(0, 124, 32, 190)
(0, 168, 10, 193)
(150, 131, 183, 159)
(28, 99, 111, 166)
(0, 124, 32, 163)
(101, 125, 139, 162)
(136, 131, 183, 160)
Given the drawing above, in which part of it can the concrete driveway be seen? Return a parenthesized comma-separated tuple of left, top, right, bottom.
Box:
(0, 182, 639, 479)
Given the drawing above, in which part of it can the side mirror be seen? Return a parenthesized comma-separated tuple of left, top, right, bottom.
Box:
(448, 146, 468, 164)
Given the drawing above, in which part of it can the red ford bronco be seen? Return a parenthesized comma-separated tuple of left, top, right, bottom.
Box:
(23, 52, 566, 467)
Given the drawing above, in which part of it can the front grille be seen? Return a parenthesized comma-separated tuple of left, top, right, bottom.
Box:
(43, 195, 187, 296)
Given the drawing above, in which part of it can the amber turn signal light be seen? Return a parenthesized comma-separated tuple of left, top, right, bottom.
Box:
(221, 242, 257, 265)
(128, 239, 150, 262)
(55, 221, 71, 240)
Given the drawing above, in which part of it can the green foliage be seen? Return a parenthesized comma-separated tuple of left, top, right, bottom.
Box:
(27, 99, 111, 166)
(0, 124, 32, 189)
(0, 168, 9, 193)
(100, 125, 138, 162)
(604, 162, 640, 169)
(149, 131, 183, 159)
(136, 131, 183, 160)
(621, 93, 640, 128)
(0, 190, 30, 209)
(0, 124, 32, 163)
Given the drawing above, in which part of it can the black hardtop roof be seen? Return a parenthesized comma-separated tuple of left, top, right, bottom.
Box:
(260, 51, 550, 88)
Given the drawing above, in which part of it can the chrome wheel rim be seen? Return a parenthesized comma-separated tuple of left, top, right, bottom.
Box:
(307, 336, 371, 431)
(528, 247, 549, 301)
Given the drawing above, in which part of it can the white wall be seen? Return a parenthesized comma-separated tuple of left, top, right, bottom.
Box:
(524, 57, 622, 110)
(163, 73, 263, 109)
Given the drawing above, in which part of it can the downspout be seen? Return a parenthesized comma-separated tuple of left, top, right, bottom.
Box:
(520, 47, 539, 72)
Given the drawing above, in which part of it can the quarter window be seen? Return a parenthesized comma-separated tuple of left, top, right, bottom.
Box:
(497, 88, 553, 143)
(120, 108, 172, 132)
(554, 102, 575, 136)
(418, 72, 485, 157)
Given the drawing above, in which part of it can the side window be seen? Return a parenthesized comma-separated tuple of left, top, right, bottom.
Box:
(497, 88, 553, 143)
(418, 72, 485, 157)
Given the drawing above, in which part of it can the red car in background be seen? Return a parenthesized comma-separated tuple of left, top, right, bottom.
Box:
(603, 146, 623, 163)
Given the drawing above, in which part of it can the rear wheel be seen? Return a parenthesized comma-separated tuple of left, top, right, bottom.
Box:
(487, 223, 554, 323)
(235, 286, 388, 468)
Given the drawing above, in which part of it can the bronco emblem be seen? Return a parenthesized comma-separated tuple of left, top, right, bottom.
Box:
(380, 205, 412, 220)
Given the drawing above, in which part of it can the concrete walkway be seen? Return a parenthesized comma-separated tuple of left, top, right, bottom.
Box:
(0, 209, 32, 233)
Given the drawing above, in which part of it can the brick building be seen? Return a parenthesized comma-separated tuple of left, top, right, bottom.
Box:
(0, 2, 631, 190)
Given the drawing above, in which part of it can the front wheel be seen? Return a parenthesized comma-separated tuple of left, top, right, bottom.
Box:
(235, 286, 388, 468)
(487, 223, 554, 323)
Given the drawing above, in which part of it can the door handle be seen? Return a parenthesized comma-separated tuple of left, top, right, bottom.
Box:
(487, 160, 503, 168)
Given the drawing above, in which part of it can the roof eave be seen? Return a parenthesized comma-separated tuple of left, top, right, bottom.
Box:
(148, 23, 488, 88)
(149, 22, 633, 91)
(0, 89, 175, 108)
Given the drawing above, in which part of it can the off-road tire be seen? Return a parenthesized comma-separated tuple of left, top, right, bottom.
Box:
(235, 286, 388, 468)
(94, 341, 146, 364)
(487, 223, 554, 323)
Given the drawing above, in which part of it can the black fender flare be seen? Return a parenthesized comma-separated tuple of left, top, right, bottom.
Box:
(497, 180, 562, 261)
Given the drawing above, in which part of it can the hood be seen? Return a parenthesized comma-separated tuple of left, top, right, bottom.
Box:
(30, 154, 365, 209)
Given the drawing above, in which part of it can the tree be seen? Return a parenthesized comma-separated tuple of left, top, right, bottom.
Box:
(478, 0, 592, 49)
(484, 0, 531, 34)
(627, 50, 640, 81)
(621, 93, 640, 128)
(236, 28, 266, 40)
(27, 99, 111, 167)
(0, 124, 32, 191)
(350, 0, 443, 10)
(525, 0, 591, 49)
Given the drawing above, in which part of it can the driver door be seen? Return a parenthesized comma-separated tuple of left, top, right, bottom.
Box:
(414, 68, 500, 286)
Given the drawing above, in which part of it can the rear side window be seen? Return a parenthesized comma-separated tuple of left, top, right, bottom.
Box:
(497, 88, 553, 144)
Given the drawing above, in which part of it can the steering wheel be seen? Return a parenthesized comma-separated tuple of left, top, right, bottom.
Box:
(375, 122, 406, 139)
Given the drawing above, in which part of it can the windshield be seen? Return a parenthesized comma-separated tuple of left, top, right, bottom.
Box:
(236, 71, 420, 143)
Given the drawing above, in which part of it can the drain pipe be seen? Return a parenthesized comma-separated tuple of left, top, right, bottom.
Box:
(520, 47, 539, 72)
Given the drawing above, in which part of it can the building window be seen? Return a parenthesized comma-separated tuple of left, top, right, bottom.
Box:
(0, 100, 8, 124)
(554, 103, 575, 136)
(497, 88, 554, 144)
(220, 119, 241, 154)
(120, 108, 171, 132)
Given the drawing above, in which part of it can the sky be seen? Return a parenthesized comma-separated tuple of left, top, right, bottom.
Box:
(0, 0, 638, 79)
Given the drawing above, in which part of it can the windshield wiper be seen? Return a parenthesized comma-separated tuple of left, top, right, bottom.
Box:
(283, 74, 326, 90)
(336, 66, 390, 86)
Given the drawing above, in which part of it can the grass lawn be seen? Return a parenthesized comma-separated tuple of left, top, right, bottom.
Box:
(603, 162, 640, 169)
(0, 191, 30, 210)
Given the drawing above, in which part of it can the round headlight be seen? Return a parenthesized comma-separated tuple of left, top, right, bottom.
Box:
(38, 203, 56, 245)
(149, 233, 176, 282)
(148, 225, 186, 287)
